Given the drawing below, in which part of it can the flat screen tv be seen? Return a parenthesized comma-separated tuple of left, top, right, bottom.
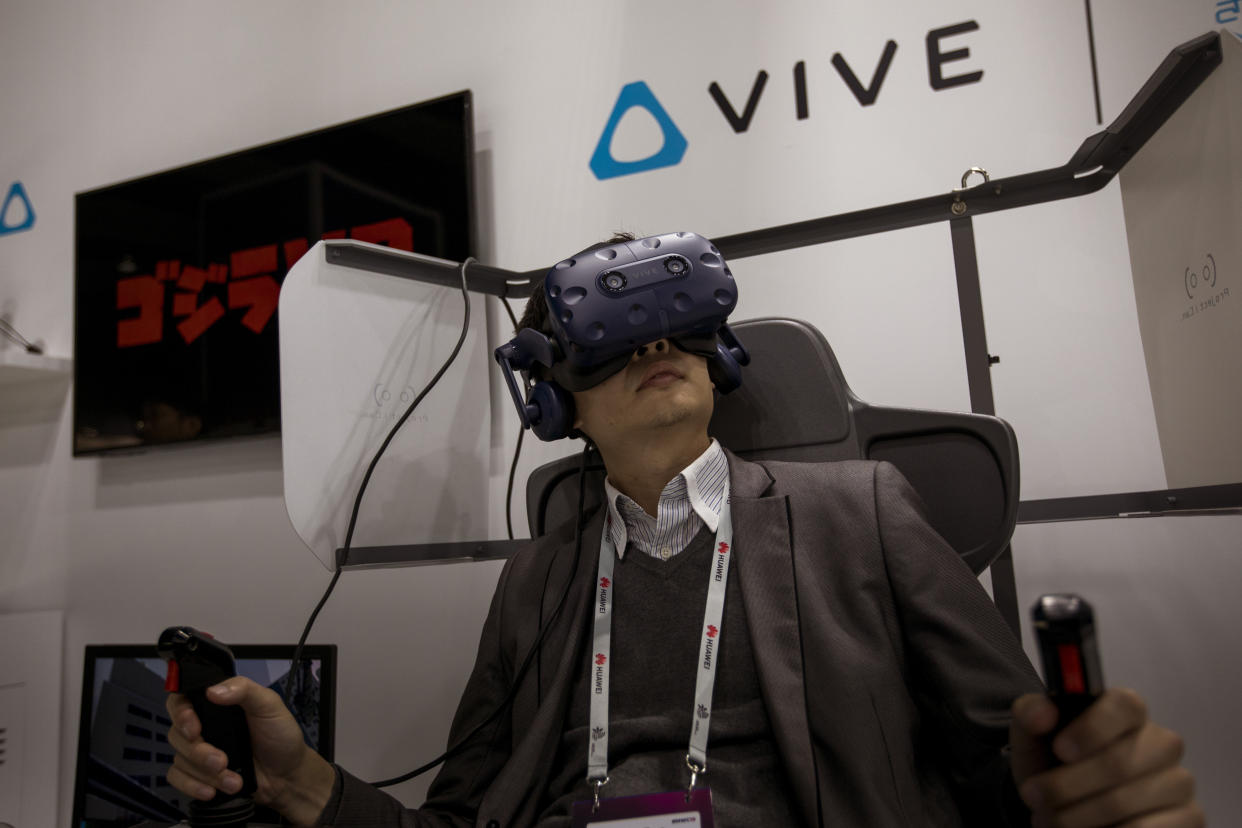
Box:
(74, 90, 475, 455)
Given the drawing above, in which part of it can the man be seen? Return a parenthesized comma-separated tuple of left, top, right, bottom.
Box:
(167, 234, 1201, 826)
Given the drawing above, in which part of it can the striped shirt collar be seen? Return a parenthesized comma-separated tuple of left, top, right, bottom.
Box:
(603, 438, 730, 560)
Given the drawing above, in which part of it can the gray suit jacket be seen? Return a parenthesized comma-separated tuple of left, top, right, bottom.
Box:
(324, 452, 1043, 827)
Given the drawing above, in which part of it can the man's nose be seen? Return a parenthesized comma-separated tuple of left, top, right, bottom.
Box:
(633, 339, 670, 358)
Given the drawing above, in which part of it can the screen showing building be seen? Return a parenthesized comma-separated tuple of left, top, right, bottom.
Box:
(72, 646, 335, 828)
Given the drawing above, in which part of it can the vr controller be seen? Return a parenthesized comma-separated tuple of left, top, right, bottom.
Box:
(157, 626, 257, 828)
(1032, 594, 1105, 739)
(495, 232, 750, 441)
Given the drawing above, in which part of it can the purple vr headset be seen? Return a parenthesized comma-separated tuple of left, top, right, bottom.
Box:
(495, 231, 750, 441)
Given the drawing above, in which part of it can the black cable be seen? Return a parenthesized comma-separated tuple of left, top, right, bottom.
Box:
(498, 296, 525, 541)
(498, 295, 519, 334)
(505, 426, 526, 540)
(370, 440, 594, 788)
(284, 257, 476, 702)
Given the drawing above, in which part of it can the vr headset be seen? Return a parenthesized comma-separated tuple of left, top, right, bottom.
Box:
(495, 231, 750, 441)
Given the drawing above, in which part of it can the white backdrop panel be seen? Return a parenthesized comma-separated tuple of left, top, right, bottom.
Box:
(279, 242, 491, 569)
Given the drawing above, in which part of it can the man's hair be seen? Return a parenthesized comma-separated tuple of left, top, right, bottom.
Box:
(514, 231, 637, 337)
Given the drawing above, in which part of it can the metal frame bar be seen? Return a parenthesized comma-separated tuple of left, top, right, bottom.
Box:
(1020, 483, 1242, 523)
(947, 215, 1022, 635)
(337, 539, 525, 569)
(323, 239, 542, 298)
(339, 31, 1228, 570)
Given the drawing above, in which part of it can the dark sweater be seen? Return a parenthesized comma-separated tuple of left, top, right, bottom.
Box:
(535, 528, 799, 826)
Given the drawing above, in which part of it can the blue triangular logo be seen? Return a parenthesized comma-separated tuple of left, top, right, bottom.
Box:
(590, 82, 688, 180)
(0, 182, 36, 236)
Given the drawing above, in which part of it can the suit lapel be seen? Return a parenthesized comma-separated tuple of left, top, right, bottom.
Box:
(727, 451, 819, 824)
(482, 506, 604, 823)
(537, 507, 606, 704)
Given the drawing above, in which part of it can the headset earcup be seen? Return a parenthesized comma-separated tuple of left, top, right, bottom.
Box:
(528, 381, 576, 441)
(708, 343, 743, 394)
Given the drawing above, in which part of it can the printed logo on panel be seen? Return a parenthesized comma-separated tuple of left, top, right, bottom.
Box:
(1181, 253, 1230, 322)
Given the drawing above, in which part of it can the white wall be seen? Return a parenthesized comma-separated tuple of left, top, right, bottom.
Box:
(0, 1, 1238, 824)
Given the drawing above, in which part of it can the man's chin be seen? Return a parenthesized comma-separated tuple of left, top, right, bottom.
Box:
(637, 398, 711, 432)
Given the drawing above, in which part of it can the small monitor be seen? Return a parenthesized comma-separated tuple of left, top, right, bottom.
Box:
(70, 643, 336, 828)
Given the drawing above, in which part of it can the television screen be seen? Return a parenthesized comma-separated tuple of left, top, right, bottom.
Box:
(73, 91, 474, 455)
(70, 643, 336, 828)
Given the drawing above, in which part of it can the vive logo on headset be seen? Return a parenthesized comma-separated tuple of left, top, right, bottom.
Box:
(589, 81, 688, 180)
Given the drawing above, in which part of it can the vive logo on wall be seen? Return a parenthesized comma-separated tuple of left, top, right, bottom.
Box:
(0, 181, 36, 236)
(589, 20, 984, 180)
(590, 82, 688, 180)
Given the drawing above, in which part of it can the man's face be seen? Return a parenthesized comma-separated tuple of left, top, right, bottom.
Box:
(571, 339, 714, 446)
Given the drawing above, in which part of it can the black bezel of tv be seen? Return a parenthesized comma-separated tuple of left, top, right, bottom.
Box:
(72, 90, 476, 456)
(70, 642, 337, 828)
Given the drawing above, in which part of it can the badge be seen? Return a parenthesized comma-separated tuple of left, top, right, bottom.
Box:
(570, 788, 714, 828)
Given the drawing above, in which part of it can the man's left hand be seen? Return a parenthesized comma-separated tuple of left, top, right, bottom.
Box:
(1009, 688, 1203, 827)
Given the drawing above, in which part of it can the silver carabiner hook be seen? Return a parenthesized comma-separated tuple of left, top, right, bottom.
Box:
(958, 166, 991, 190)
(685, 755, 705, 801)
(591, 776, 609, 813)
(951, 166, 992, 215)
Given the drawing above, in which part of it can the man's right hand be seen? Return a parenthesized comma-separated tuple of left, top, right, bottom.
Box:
(165, 676, 337, 826)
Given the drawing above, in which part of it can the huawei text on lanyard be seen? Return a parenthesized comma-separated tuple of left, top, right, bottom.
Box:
(578, 491, 733, 824)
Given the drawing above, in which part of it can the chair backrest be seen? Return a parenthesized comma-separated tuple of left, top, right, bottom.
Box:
(525, 317, 1019, 575)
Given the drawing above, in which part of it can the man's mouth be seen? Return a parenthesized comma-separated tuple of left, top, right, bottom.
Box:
(638, 362, 684, 390)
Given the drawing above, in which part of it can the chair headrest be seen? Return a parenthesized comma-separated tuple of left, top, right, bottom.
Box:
(709, 317, 860, 461)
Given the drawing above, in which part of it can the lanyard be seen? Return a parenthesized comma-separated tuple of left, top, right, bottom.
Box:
(587, 491, 734, 799)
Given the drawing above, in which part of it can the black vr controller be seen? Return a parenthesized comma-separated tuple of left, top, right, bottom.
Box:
(495, 231, 750, 441)
(157, 626, 258, 828)
(1032, 594, 1105, 738)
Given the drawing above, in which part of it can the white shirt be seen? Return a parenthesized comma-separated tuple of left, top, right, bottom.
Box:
(603, 438, 729, 561)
